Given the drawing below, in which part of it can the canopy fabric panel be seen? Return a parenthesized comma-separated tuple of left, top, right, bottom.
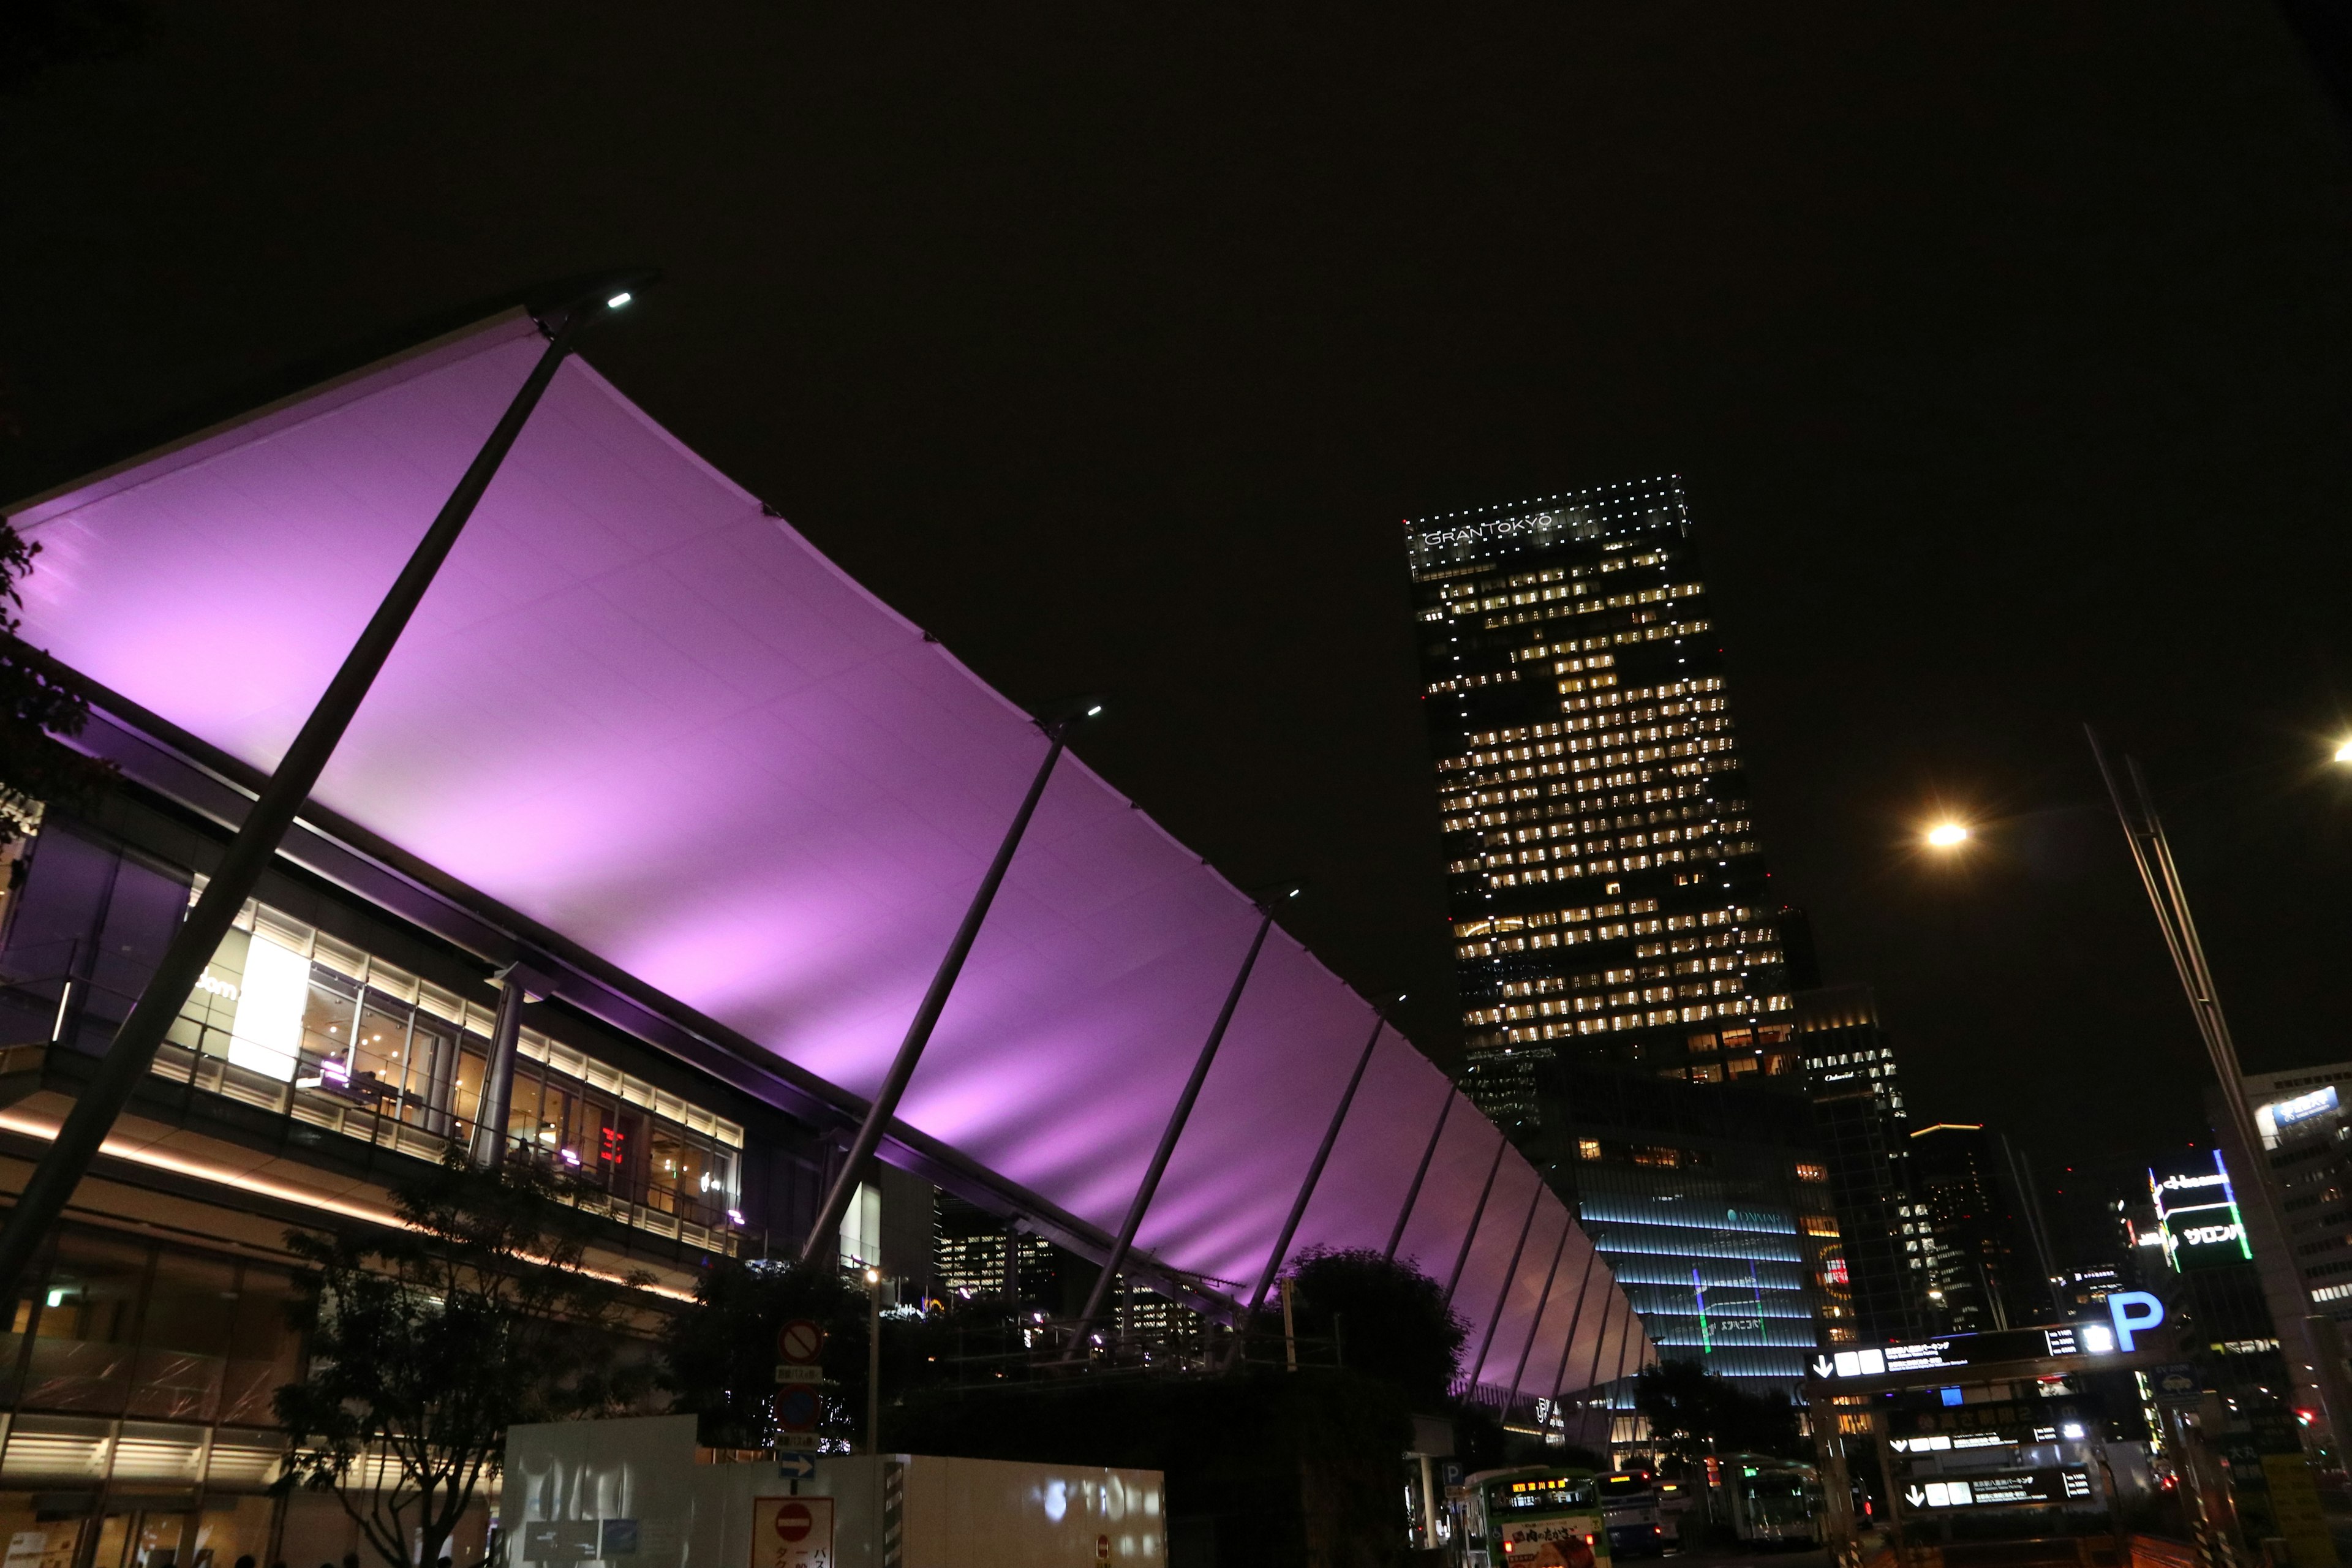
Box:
(9, 314, 1650, 1374)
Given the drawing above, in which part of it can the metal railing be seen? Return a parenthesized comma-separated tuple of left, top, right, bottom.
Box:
(0, 963, 739, 1257)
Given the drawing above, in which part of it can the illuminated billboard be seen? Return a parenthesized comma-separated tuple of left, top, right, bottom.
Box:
(2150, 1150, 2252, 1272)
(2255, 1085, 2339, 1149)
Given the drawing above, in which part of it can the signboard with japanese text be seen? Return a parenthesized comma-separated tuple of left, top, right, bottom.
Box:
(750, 1497, 833, 1568)
(1902, 1468, 2092, 1510)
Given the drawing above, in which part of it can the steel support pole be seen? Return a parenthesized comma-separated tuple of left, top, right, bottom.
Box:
(0, 279, 647, 1302)
(1612, 1310, 1639, 1384)
(801, 723, 1076, 1264)
(1545, 1245, 1604, 1407)
(2090, 729, 2326, 1437)
(1505, 1221, 1574, 1409)
(1567, 1297, 1619, 1449)
(1070, 899, 1280, 1348)
(1466, 1180, 1542, 1386)
(1581, 1295, 1618, 1400)
(1384, 1089, 1455, 1262)
(1240, 1016, 1385, 1319)
(1442, 1135, 1510, 1305)
(467, 961, 547, 1169)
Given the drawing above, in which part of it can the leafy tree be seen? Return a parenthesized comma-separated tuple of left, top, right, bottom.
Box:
(275, 1157, 655, 1568)
(0, 0, 145, 91)
(1633, 1359, 1804, 1468)
(0, 519, 113, 843)
(1278, 1247, 1466, 1406)
(659, 1258, 872, 1450)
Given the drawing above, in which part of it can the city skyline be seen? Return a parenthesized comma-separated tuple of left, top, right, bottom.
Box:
(1, 6, 2346, 1215)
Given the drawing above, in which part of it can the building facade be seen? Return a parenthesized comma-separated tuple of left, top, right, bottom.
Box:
(1487, 1059, 1841, 1385)
(1408, 477, 1801, 1082)
(0, 786, 935, 1568)
(1415, 478, 1823, 1389)
(1909, 1123, 2050, 1333)
(1793, 985, 1934, 1344)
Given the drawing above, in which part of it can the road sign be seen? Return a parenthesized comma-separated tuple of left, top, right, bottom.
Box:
(777, 1319, 825, 1364)
(773, 1384, 821, 1432)
(775, 1432, 820, 1452)
(775, 1451, 818, 1481)
(751, 1497, 834, 1568)
(2149, 1363, 2203, 1408)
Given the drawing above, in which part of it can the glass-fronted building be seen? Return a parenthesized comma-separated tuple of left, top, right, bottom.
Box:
(1796, 984, 1936, 1346)
(0, 785, 924, 1568)
(1488, 1058, 1841, 1389)
(1411, 480, 1832, 1390)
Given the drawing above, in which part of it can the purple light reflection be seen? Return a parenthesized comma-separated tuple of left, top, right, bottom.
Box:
(9, 317, 1648, 1366)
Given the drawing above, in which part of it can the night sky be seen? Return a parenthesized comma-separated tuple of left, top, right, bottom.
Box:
(5, 6, 2350, 1250)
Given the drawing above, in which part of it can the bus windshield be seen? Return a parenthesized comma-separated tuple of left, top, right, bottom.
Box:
(1598, 1474, 1655, 1499)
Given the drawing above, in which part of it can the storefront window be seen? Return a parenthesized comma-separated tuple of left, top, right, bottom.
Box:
(128, 1251, 236, 1422)
(20, 1232, 148, 1413)
(159, 892, 745, 1242)
(219, 1268, 298, 1427)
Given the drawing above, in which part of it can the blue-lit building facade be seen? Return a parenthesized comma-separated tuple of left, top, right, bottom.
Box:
(1409, 480, 1836, 1392)
(1515, 1063, 1843, 1385)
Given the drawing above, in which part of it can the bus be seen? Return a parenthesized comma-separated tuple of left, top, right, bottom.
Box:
(1721, 1456, 1824, 1546)
(1449, 1466, 1611, 1568)
(1597, 1470, 1665, 1558)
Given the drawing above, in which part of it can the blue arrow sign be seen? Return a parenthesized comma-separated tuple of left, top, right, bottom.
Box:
(775, 1450, 818, 1481)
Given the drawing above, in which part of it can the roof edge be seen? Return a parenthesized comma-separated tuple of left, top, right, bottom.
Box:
(6, 309, 542, 530)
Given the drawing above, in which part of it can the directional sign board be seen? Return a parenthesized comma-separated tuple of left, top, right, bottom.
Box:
(1902, 1468, 2094, 1510)
(1811, 1294, 2168, 1382)
(774, 1451, 818, 1482)
(751, 1497, 834, 1568)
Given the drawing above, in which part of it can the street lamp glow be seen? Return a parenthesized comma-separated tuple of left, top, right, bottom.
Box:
(2334, 737, 2352, 764)
(1925, 822, 1969, 849)
(605, 291, 633, 309)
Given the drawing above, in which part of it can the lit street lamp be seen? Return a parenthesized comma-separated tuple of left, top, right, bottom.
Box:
(1924, 821, 1970, 850)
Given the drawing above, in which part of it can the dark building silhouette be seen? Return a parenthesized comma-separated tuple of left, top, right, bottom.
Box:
(1794, 985, 1933, 1345)
(1910, 1123, 2052, 1332)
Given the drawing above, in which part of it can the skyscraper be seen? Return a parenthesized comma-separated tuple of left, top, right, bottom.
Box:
(1909, 1123, 2054, 1332)
(1408, 477, 1799, 1079)
(1796, 984, 1935, 1345)
(1412, 478, 1825, 1386)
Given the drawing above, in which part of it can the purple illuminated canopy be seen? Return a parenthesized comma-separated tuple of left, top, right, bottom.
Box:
(8, 313, 1651, 1392)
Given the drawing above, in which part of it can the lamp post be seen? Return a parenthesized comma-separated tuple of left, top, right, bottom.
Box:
(864, 1265, 883, 1453)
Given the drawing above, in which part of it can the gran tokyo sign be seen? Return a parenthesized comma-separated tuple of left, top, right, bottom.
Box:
(1811, 1294, 2165, 1380)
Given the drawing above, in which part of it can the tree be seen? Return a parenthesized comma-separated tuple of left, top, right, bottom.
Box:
(0, 518, 113, 844)
(1278, 1247, 1467, 1407)
(658, 1257, 872, 1450)
(1632, 1359, 1804, 1468)
(275, 1157, 655, 1568)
